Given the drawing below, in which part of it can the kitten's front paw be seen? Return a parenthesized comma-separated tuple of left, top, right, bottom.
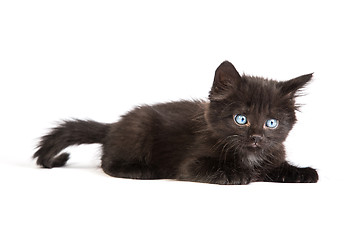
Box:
(233, 172, 252, 185)
(283, 167, 318, 183)
(266, 165, 319, 183)
(299, 167, 319, 183)
(208, 171, 251, 185)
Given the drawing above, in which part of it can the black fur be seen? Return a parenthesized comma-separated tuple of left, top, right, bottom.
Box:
(34, 120, 109, 168)
(34, 61, 318, 184)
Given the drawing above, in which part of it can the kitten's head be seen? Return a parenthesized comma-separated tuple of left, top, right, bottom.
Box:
(206, 61, 312, 155)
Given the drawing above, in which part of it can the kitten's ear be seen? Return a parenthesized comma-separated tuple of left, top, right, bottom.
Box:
(279, 73, 313, 98)
(209, 61, 242, 101)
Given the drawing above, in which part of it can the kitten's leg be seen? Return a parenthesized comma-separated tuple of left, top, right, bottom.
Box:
(101, 159, 158, 179)
(179, 157, 252, 185)
(100, 136, 159, 180)
(100, 112, 160, 180)
(263, 162, 318, 183)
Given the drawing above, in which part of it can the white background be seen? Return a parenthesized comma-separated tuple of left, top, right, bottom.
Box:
(0, 0, 359, 239)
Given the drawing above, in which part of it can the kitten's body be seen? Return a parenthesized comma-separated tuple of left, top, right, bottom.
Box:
(34, 61, 318, 184)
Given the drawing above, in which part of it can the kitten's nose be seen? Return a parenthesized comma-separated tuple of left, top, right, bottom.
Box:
(251, 134, 263, 144)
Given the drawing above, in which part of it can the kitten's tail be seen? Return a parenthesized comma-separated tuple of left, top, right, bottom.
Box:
(33, 119, 110, 168)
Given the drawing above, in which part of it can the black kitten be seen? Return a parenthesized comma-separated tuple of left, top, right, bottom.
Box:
(34, 61, 318, 184)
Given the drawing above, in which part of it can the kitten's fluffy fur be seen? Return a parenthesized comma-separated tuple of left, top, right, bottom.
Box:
(34, 61, 318, 184)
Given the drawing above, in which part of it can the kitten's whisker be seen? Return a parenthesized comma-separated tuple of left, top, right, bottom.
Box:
(212, 135, 239, 151)
(212, 135, 239, 165)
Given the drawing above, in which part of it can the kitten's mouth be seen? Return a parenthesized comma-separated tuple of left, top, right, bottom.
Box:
(248, 143, 261, 149)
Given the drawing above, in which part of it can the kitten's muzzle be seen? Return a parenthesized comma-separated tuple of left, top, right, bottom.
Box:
(249, 134, 263, 148)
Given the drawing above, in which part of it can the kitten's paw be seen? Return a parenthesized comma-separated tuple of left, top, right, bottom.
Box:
(297, 167, 319, 183)
(206, 171, 251, 185)
(239, 176, 252, 185)
(232, 172, 252, 185)
(266, 165, 319, 183)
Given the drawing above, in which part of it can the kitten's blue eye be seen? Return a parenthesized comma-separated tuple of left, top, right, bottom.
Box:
(234, 114, 247, 125)
(265, 119, 279, 128)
